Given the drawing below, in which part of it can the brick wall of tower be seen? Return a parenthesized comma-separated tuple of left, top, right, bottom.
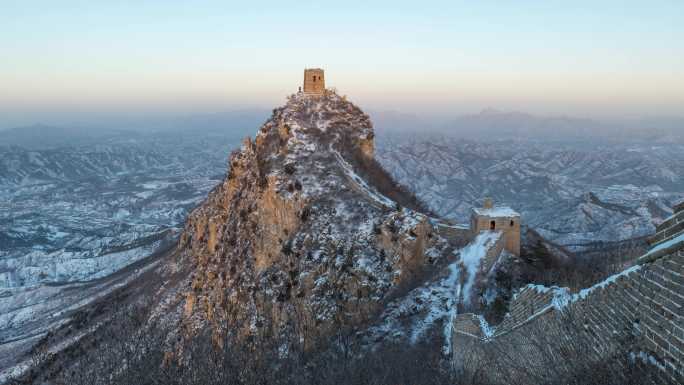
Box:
(303, 68, 325, 94)
(471, 214, 521, 256)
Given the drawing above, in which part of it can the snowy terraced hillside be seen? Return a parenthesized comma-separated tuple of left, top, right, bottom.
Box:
(0, 131, 244, 355)
(0, 140, 234, 287)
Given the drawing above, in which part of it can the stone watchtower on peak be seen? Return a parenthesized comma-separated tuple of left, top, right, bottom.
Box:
(302, 68, 325, 95)
(471, 197, 521, 256)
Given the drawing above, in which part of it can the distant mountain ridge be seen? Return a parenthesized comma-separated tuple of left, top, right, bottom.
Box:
(0, 124, 131, 150)
(4, 108, 681, 151)
(371, 109, 684, 144)
(376, 136, 684, 252)
(0, 109, 267, 150)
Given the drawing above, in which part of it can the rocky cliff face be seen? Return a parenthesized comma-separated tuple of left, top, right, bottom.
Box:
(171, 92, 455, 346)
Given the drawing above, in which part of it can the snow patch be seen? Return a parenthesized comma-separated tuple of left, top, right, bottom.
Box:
(477, 315, 494, 338)
(574, 264, 642, 301)
(459, 231, 501, 305)
(332, 148, 396, 208)
(472, 206, 520, 217)
(640, 233, 684, 260)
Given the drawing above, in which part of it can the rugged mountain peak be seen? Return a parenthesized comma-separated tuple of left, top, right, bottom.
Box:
(171, 91, 454, 345)
(256, 91, 375, 160)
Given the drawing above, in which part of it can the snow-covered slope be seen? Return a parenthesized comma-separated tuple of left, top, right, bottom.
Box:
(363, 231, 503, 353)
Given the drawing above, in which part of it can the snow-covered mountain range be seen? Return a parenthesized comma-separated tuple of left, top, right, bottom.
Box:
(1, 104, 683, 383)
(376, 135, 684, 252)
(1, 113, 683, 377)
(0, 134, 238, 286)
(3, 122, 683, 289)
(0, 130, 243, 359)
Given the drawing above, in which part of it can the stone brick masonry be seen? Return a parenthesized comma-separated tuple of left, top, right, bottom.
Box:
(303, 68, 325, 94)
(452, 203, 684, 384)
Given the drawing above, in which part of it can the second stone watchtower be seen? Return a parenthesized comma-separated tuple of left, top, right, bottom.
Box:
(303, 68, 325, 95)
(471, 198, 521, 256)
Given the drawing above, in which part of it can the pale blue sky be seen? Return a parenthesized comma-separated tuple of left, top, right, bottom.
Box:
(1, 0, 683, 126)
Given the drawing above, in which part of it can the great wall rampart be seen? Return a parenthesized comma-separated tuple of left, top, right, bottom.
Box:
(452, 201, 684, 384)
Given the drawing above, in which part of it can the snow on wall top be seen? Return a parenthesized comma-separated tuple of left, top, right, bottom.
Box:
(363, 230, 505, 353)
(640, 232, 684, 262)
(459, 231, 502, 306)
(472, 206, 520, 218)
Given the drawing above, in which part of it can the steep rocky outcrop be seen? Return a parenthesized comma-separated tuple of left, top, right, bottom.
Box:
(169, 92, 456, 346)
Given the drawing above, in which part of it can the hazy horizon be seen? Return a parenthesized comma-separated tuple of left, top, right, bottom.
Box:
(2, 104, 684, 134)
(2, 1, 684, 129)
